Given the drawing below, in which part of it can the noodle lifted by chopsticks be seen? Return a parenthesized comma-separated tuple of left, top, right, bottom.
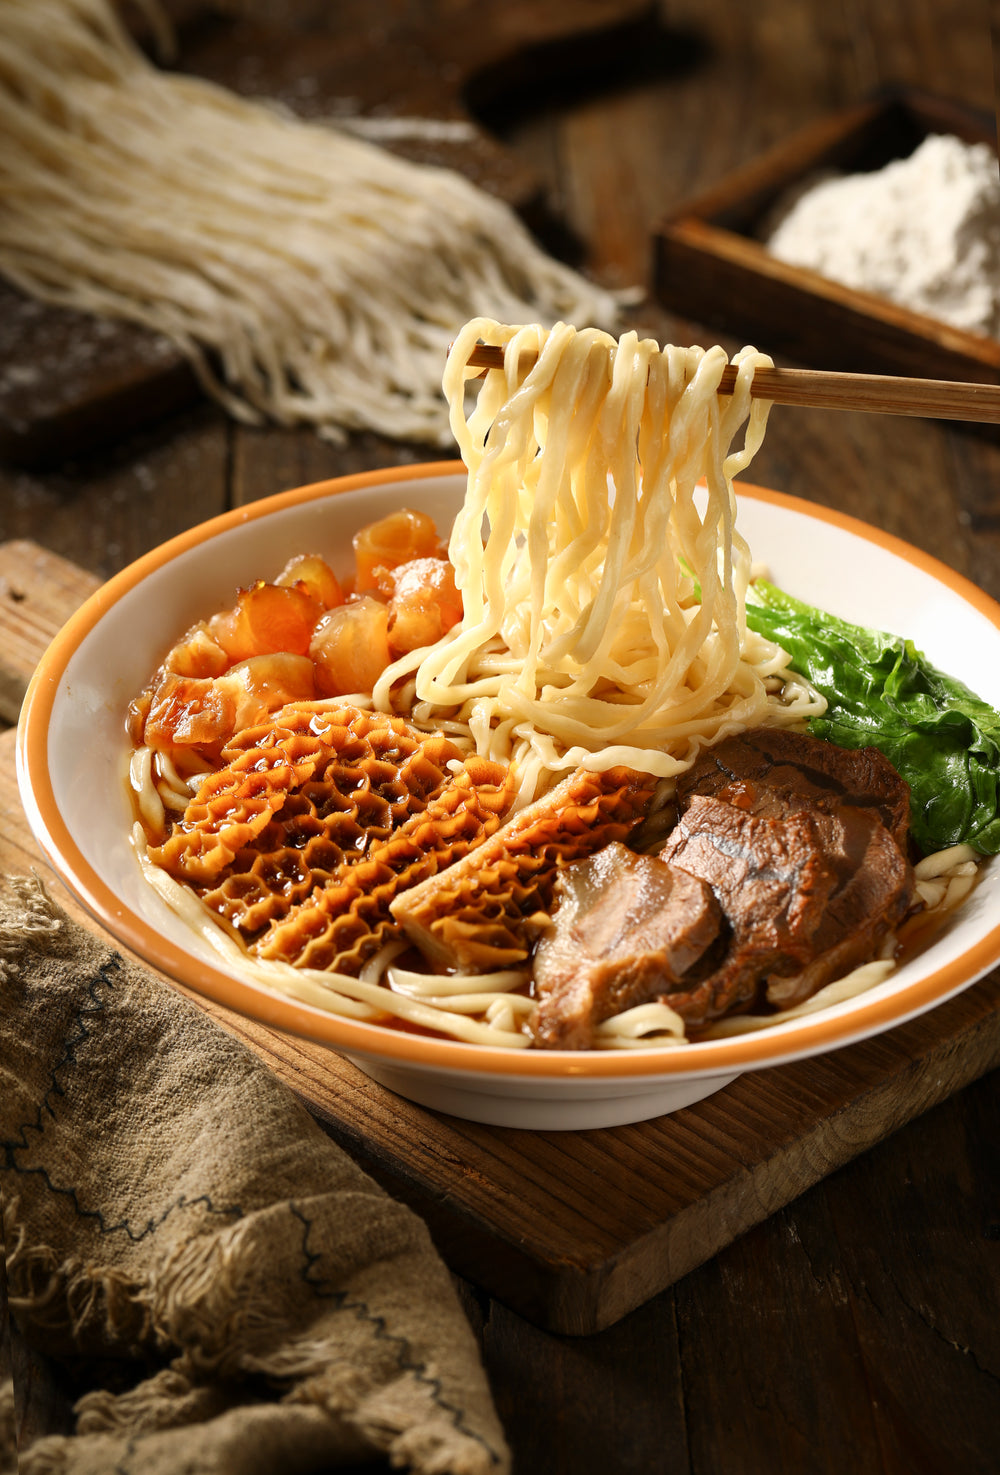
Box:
(376, 319, 826, 803)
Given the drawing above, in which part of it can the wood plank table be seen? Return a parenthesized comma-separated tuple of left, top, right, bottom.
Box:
(3, 2, 1000, 1471)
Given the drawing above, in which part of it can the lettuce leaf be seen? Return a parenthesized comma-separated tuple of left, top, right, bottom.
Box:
(745, 580, 1000, 855)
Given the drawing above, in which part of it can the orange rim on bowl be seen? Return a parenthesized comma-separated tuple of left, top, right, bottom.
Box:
(16, 462, 1000, 1081)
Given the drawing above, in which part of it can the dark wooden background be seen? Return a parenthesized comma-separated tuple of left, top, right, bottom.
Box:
(3, 1, 999, 1471)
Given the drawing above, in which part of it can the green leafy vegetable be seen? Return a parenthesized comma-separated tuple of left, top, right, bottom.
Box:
(745, 580, 1000, 856)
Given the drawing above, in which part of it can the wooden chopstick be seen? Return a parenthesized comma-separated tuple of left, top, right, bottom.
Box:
(463, 343, 1000, 424)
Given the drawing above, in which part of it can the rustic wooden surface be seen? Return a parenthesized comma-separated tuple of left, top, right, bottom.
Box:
(3, 0, 1000, 1470)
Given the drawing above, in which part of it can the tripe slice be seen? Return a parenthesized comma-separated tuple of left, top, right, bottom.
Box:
(390, 766, 658, 971)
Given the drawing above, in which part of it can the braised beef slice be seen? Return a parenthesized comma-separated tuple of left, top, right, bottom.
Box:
(528, 730, 918, 1047)
(677, 726, 912, 851)
(531, 842, 723, 1050)
(656, 790, 915, 1027)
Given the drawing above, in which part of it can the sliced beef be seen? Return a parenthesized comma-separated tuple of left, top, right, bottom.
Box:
(656, 790, 915, 1027)
(526, 728, 919, 1047)
(531, 842, 723, 1050)
(678, 726, 912, 851)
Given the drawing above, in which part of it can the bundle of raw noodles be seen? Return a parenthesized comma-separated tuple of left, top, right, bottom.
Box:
(0, 0, 621, 444)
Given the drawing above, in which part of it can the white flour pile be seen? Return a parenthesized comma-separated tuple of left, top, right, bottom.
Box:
(765, 133, 1000, 340)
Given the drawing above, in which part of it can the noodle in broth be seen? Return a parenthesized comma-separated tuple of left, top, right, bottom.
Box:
(129, 322, 972, 1049)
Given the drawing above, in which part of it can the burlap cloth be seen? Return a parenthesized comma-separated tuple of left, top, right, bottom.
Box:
(0, 875, 510, 1475)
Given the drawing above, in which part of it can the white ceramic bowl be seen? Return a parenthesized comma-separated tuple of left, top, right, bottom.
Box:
(17, 462, 1000, 1129)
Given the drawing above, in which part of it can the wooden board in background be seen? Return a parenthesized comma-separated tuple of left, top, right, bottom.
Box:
(4, 538, 1000, 1335)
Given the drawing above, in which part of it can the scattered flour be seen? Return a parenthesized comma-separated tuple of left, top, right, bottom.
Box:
(765, 133, 1000, 339)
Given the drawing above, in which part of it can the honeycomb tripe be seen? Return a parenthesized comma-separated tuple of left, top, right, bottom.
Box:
(148, 704, 463, 934)
(253, 755, 513, 973)
(390, 765, 660, 971)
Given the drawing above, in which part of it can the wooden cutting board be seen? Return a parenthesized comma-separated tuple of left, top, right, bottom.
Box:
(4, 538, 1000, 1335)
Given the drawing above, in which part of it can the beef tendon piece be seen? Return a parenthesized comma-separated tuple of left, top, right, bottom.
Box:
(531, 842, 724, 1050)
(253, 757, 513, 974)
(390, 766, 659, 971)
(658, 791, 916, 1027)
(679, 725, 912, 850)
(149, 704, 463, 931)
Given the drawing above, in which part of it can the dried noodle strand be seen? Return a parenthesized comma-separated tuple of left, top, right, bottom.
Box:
(0, 0, 622, 445)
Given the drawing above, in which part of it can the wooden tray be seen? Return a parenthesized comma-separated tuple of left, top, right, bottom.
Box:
(4, 538, 1000, 1335)
(653, 89, 1000, 386)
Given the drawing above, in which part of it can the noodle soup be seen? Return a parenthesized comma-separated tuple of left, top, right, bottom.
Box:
(125, 322, 997, 1054)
